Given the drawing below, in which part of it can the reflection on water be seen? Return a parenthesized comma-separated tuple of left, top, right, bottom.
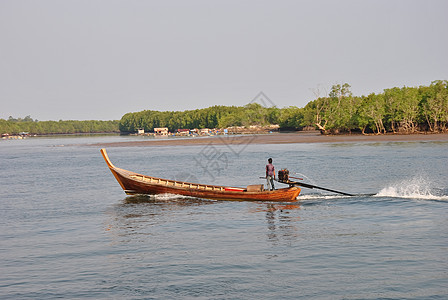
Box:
(122, 194, 215, 205)
(263, 204, 301, 245)
(106, 195, 303, 248)
(105, 195, 216, 243)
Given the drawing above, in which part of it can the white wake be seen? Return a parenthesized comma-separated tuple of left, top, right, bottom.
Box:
(375, 177, 448, 201)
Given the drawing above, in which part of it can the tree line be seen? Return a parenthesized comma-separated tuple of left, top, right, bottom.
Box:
(304, 80, 448, 134)
(119, 80, 448, 134)
(118, 103, 309, 133)
(0, 117, 119, 135)
(2, 80, 446, 135)
(118, 104, 282, 133)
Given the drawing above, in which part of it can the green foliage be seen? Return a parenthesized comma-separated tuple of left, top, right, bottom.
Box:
(278, 106, 304, 129)
(8, 115, 37, 122)
(358, 93, 386, 134)
(119, 104, 281, 133)
(302, 81, 448, 134)
(3, 81, 446, 135)
(419, 80, 448, 132)
(118, 80, 448, 134)
(0, 119, 120, 135)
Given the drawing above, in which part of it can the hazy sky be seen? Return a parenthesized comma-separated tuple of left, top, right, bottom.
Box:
(1, 0, 447, 121)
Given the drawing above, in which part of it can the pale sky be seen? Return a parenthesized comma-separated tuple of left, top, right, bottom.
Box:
(1, 0, 447, 121)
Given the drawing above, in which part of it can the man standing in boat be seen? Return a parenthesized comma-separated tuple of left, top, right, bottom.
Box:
(266, 158, 275, 191)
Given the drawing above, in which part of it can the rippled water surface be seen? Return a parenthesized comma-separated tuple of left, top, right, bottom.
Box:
(1, 136, 447, 299)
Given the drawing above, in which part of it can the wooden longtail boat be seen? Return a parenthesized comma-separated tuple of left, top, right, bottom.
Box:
(101, 148, 301, 201)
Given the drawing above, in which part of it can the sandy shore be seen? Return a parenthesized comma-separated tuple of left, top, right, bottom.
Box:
(90, 132, 448, 147)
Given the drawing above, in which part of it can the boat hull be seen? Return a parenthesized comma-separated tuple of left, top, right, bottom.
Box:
(101, 149, 301, 202)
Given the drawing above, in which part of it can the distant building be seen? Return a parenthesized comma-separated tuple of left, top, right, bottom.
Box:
(177, 129, 190, 136)
(200, 128, 211, 135)
(137, 128, 145, 135)
(154, 127, 169, 136)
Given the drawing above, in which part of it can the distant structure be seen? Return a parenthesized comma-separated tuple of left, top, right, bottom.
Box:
(177, 129, 190, 136)
(154, 127, 169, 136)
(200, 128, 212, 135)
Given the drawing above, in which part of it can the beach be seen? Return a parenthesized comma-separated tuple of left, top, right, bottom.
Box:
(91, 132, 448, 147)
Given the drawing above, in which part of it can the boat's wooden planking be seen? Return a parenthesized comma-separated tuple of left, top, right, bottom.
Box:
(129, 174, 227, 191)
(101, 148, 301, 201)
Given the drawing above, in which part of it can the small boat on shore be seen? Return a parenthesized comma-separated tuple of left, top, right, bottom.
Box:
(100, 148, 301, 201)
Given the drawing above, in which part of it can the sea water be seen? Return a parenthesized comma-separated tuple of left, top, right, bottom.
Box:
(0, 136, 447, 299)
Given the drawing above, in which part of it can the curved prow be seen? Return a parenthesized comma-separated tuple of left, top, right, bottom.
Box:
(100, 148, 116, 169)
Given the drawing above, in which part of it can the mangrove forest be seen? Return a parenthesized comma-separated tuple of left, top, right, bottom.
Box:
(0, 117, 119, 135)
(2, 80, 447, 135)
(119, 80, 448, 134)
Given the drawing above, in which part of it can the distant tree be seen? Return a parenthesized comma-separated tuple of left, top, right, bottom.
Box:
(278, 106, 304, 129)
(420, 80, 448, 132)
(358, 93, 386, 134)
(384, 87, 404, 133)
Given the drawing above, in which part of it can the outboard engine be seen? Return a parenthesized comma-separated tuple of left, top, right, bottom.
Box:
(278, 169, 289, 183)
